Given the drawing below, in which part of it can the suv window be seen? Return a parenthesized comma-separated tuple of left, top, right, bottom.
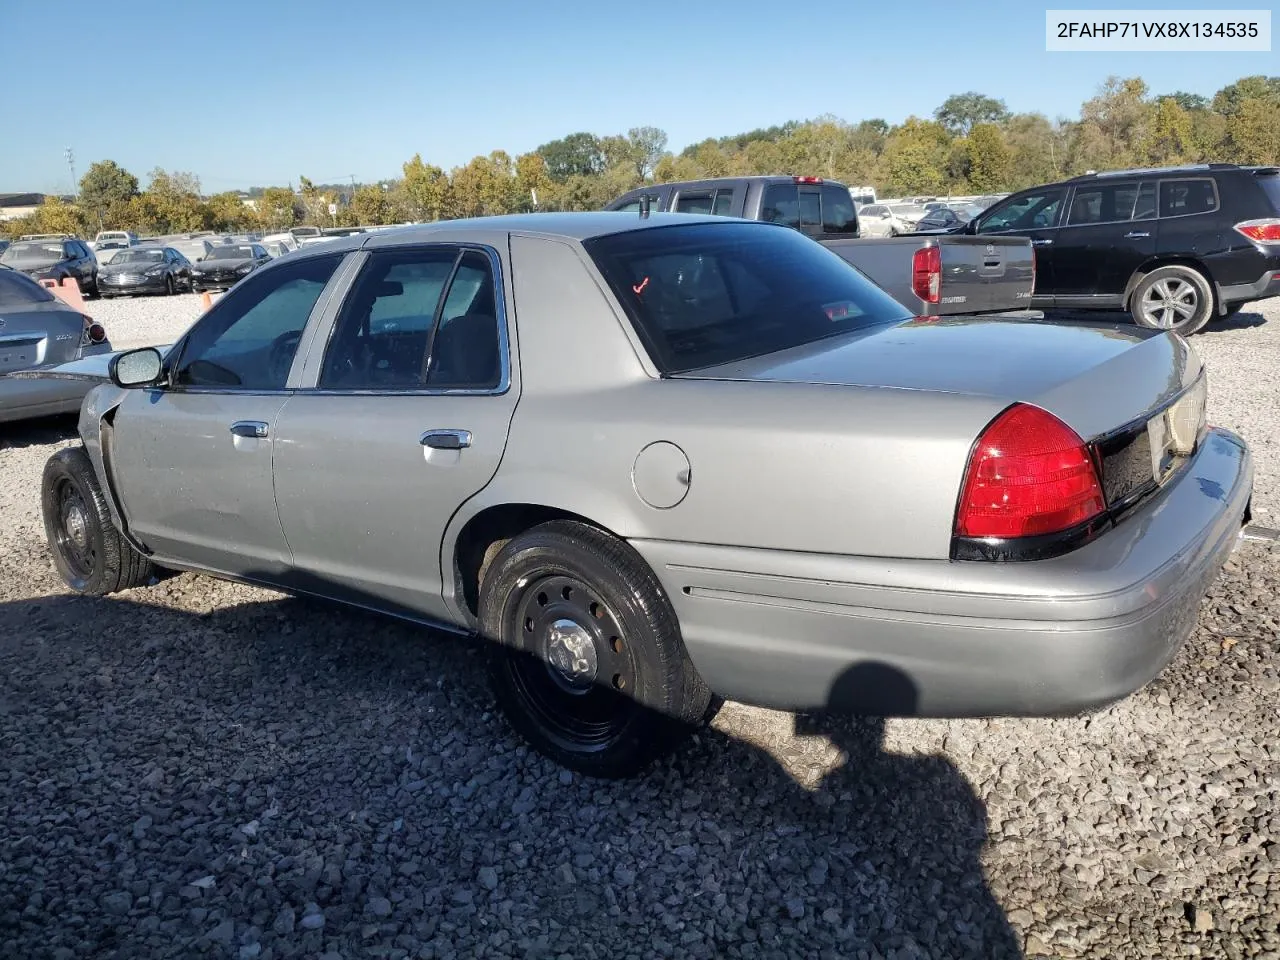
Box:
(1134, 182, 1157, 220)
(0, 268, 56, 306)
(675, 192, 715, 215)
(821, 185, 858, 234)
(977, 188, 1065, 232)
(1159, 179, 1218, 218)
(320, 247, 501, 391)
(583, 221, 911, 374)
(761, 184, 800, 228)
(712, 190, 734, 216)
(1256, 173, 1280, 213)
(1066, 182, 1141, 225)
(173, 253, 343, 390)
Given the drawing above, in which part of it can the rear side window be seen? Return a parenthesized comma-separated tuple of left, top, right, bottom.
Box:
(1066, 182, 1140, 225)
(821, 185, 857, 234)
(0, 269, 57, 306)
(712, 190, 734, 216)
(1159, 179, 1218, 218)
(583, 222, 911, 374)
(1134, 182, 1157, 220)
(761, 184, 800, 228)
(675, 192, 715, 215)
(1254, 173, 1280, 214)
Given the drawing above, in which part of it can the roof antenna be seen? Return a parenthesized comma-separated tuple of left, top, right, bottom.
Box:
(639, 194, 651, 219)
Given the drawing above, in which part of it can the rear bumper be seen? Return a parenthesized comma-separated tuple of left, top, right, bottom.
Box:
(1217, 268, 1280, 308)
(631, 427, 1252, 717)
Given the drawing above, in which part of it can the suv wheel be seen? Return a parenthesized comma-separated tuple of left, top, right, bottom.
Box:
(1130, 265, 1213, 335)
(480, 520, 712, 778)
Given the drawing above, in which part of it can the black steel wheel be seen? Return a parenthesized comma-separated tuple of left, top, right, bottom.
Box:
(481, 520, 712, 778)
(41, 447, 154, 595)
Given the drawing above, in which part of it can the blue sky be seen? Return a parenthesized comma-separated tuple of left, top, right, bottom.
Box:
(1, 0, 1272, 194)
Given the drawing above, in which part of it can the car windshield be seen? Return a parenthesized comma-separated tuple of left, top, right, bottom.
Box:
(0, 268, 57, 306)
(207, 245, 256, 260)
(583, 221, 912, 374)
(0, 242, 64, 264)
(110, 249, 166, 264)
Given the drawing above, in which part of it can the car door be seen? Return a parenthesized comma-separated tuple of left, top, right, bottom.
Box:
(107, 251, 348, 576)
(271, 242, 518, 622)
(1050, 180, 1155, 304)
(972, 187, 1067, 300)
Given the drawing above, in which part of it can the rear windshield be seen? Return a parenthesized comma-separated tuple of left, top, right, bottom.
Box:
(583, 221, 911, 374)
(0, 268, 57, 306)
(208, 245, 256, 260)
(1, 242, 64, 264)
(1256, 173, 1280, 214)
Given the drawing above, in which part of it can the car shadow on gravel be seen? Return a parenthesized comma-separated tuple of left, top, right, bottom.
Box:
(0, 589, 1022, 960)
(0, 413, 79, 450)
(1040, 307, 1268, 334)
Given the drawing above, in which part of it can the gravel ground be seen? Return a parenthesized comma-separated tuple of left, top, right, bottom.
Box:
(89, 291, 211, 353)
(1, 297, 1279, 960)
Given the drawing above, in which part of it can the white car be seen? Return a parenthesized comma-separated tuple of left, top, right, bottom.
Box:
(855, 203, 927, 237)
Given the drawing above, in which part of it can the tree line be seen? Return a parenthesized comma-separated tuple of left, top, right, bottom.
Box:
(5, 73, 1279, 241)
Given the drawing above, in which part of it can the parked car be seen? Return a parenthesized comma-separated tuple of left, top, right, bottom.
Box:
(98, 246, 194, 297)
(913, 206, 973, 231)
(189, 243, 272, 292)
(169, 237, 217, 264)
(606, 178, 1034, 316)
(22, 213, 1252, 777)
(957, 163, 1280, 334)
(0, 237, 99, 296)
(0, 268, 111, 423)
(855, 203, 928, 237)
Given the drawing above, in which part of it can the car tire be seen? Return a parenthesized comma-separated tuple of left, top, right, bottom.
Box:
(480, 520, 713, 778)
(164, 274, 175, 296)
(41, 446, 155, 596)
(1129, 265, 1214, 335)
(84, 274, 99, 299)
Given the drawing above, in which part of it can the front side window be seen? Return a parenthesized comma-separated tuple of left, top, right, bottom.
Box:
(1159, 179, 1218, 218)
(977, 189, 1065, 232)
(320, 247, 501, 391)
(172, 253, 343, 390)
(1066, 182, 1140, 225)
(585, 221, 912, 374)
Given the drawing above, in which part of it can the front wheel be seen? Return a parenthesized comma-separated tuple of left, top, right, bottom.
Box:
(480, 520, 712, 778)
(41, 447, 155, 595)
(164, 274, 175, 296)
(1130, 265, 1213, 335)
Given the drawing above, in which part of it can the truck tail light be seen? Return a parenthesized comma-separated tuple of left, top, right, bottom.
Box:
(1234, 219, 1280, 244)
(954, 404, 1106, 541)
(793, 176, 823, 184)
(911, 245, 941, 303)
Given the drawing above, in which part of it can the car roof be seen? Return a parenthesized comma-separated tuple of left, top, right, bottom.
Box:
(282, 211, 750, 258)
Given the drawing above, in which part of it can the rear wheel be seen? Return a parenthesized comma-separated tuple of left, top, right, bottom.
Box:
(480, 520, 712, 778)
(41, 447, 154, 595)
(1129, 265, 1213, 335)
(164, 274, 175, 296)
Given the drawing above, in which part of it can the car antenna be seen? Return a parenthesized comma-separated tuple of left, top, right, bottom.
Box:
(639, 195, 651, 219)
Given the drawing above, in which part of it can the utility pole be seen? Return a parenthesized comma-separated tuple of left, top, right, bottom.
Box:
(349, 174, 356, 205)
(65, 147, 76, 197)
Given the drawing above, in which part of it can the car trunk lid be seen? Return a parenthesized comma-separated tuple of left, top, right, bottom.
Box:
(674, 314, 1200, 442)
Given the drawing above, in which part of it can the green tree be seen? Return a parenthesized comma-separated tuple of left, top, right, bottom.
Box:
(627, 126, 668, 178)
(1212, 75, 1280, 116)
(1069, 76, 1153, 172)
(934, 92, 1010, 136)
(141, 168, 208, 232)
(33, 196, 86, 237)
(255, 187, 300, 230)
(515, 152, 554, 210)
(350, 184, 393, 225)
(882, 118, 951, 194)
(535, 132, 604, 181)
(1004, 113, 1065, 189)
(1141, 97, 1193, 164)
(401, 154, 452, 221)
(78, 160, 139, 229)
(1226, 97, 1280, 164)
(1162, 91, 1209, 112)
(207, 192, 252, 231)
(964, 124, 1012, 192)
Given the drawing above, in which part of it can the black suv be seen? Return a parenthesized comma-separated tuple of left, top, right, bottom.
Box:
(957, 163, 1280, 334)
(0, 235, 99, 297)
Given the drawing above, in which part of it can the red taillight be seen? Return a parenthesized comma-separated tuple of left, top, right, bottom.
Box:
(1234, 219, 1280, 244)
(911, 245, 941, 304)
(793, 176, 823, 184)
(954, 404, 1106, 540)
(82, 314, 107, 344)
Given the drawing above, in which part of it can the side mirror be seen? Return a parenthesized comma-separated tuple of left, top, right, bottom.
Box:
(109, 347, 164, 388)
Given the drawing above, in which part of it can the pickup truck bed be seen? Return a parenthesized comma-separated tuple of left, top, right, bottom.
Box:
(605, 176, 1035, 316)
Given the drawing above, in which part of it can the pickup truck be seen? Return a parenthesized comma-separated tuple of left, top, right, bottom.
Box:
(605, 176, 1035, 316)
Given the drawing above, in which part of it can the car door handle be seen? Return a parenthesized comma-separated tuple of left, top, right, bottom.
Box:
(1124, 231, 1150, 239)
(420, 429, 472, 450)
(229, 421, 269, 439)
(1031, 238, 1054, 246)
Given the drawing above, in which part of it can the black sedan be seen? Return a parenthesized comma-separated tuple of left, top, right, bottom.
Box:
(190, 243, 272, 292)
(912, 205, 978, 232)
(98, 246, 194, 297)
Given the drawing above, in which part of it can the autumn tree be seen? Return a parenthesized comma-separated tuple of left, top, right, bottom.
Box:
(1226, 98, 1280, 164)
(882, 118, 951, 194)
(78, 160, 139, 229)
(401, 155, 453, 221)
(1141, 98, 1193, 164)
(255, 187, 300, 230)
(206, 192, 253, 231)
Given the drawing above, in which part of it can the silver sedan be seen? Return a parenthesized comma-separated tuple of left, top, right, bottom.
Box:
(0, 267, 111, 424)
(26, 213, 1253, 777)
